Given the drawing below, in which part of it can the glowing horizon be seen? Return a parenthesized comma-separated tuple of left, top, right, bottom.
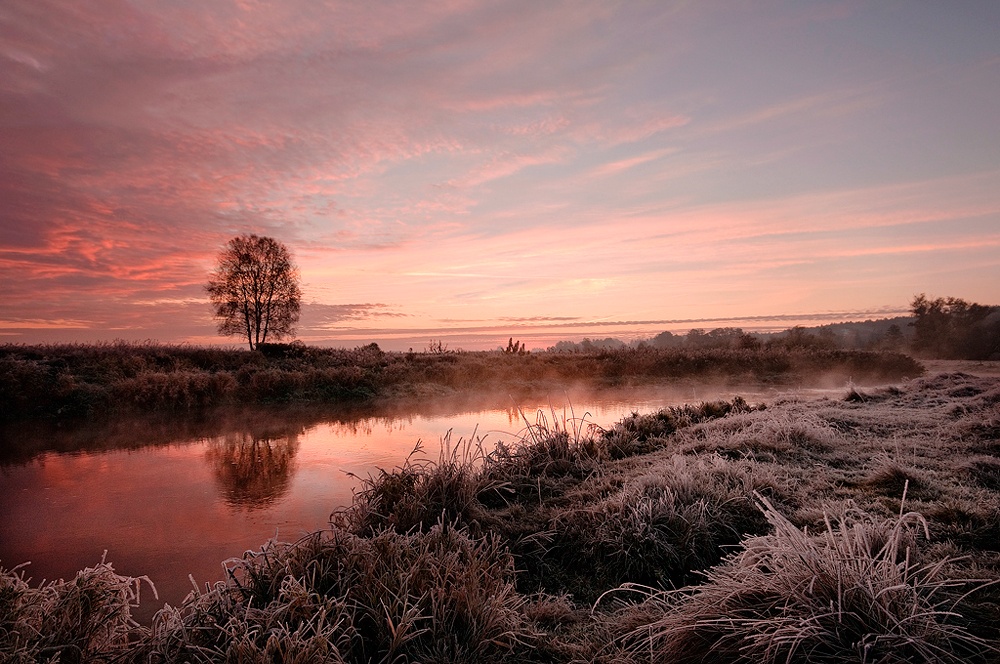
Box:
(2, 2, 998, 351)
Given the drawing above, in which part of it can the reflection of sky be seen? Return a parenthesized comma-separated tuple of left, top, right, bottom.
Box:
(2, 2, 999, 349)
(0, 385, 795, 621)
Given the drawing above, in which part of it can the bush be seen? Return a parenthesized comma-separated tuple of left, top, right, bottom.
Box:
(256, 341, 309, 359)
(112, 371, 237, 409)
(246, 368, 306, 402)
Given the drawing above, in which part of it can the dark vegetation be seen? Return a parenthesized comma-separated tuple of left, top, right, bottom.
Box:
(0, 341, 922, 424)
(3, 373, 1000, 662)
(909, 294, 1000, 360)
(6, 292, 994, 424)
(552, 294, 1000, 361)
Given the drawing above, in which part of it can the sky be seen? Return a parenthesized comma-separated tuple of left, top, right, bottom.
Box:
(2, 1, 999, 351)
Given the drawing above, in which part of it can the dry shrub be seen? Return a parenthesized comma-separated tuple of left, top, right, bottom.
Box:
(245, 368, 307, 401)
(141, 522, 529, 664)
(0, 559, 150, 663)
(521, 592, 576, 629)
(113, 370, 237, 409)
(627, 496, 997, 664)
(488, 431, 599, 479)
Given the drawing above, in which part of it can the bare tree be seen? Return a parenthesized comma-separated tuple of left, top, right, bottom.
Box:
(206, 234, 301, 350)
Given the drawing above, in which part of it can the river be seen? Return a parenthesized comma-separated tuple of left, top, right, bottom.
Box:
(0, 384, 835, 622)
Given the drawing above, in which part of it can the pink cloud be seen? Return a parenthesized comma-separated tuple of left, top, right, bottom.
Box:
(1, 1, 998, 345)
(445, 147, 570, 188)
(588, 148, 678, 178)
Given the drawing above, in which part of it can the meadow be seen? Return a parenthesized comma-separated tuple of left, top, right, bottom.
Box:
(2, 369, 999, 662)
(0, 341, 922, 423)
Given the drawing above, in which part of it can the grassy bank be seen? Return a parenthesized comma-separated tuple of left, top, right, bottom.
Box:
(0, 342, 923, 422)
(3, 372, 999, 662)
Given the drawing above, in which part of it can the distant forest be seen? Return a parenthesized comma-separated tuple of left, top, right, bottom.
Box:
(549, 295, 1000, 361)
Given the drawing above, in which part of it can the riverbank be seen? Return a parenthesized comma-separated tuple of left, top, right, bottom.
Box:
(1, 342, 923, 423)
(3, 372, 998, 662)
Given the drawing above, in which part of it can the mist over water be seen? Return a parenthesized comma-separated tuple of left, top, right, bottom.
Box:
(0, 382, 850, 623)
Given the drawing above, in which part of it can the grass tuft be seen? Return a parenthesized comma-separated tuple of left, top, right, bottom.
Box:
(338, 432, 509, 536)
(0, 558, 152, 663)
(517, 454, 773, 601)
(863, 454, 940, 501)
(627, 494, 998, 664)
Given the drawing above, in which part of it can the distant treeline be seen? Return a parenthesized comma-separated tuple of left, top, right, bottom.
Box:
(549, 321, 911, 354)
(909, 294, 1000, 360)
(549, 295, 1000, 360)
(0, 342, 922, 423)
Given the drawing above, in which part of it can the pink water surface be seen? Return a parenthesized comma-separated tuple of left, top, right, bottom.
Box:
(0, 385, 800, 622)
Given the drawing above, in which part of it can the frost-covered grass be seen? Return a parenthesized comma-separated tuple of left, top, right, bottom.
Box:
(626, 497, 997, 663)
(0, 557, 152, 663)
(3, 372, 999, 662)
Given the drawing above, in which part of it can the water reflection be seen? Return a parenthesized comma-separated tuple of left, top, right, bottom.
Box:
(1, 383, 828, 624)
(205, 432, 300, 509)
(0, 394, 519, 465)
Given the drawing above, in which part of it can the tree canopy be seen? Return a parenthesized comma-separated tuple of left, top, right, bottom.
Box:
(206, 234, 301, 351)
(910, 294, 1000, 359)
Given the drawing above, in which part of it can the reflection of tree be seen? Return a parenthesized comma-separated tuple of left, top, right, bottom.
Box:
(205, 433, 300, 510)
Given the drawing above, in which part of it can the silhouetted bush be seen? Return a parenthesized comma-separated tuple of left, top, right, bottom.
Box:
(256, 340, 308, 359)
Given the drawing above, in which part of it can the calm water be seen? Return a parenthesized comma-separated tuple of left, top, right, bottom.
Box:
(0, 384, 821, 622)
